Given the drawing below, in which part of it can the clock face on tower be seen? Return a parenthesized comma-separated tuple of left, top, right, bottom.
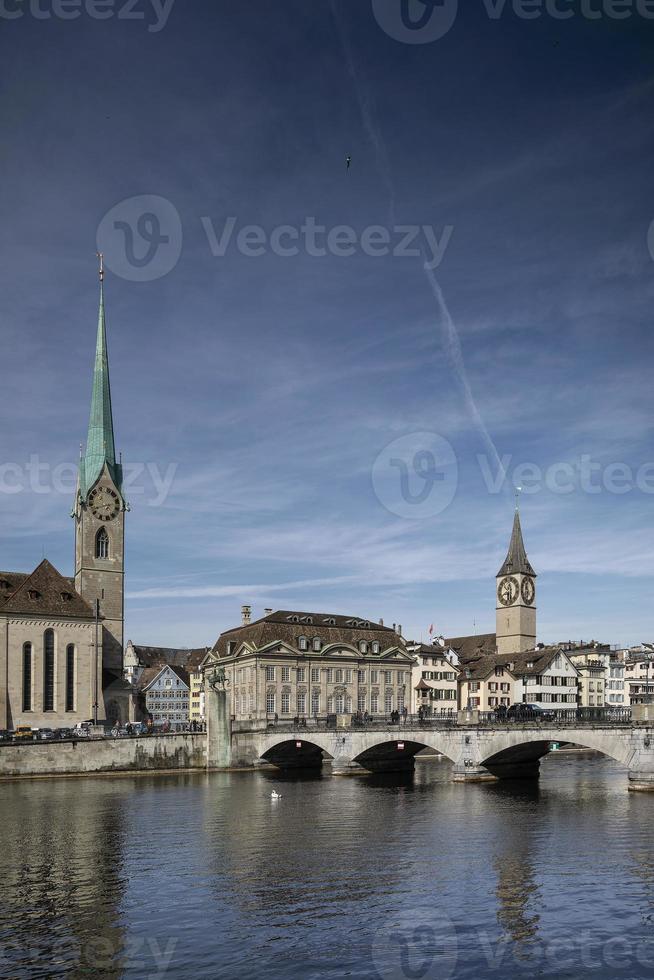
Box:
(521, 577, 535, 606)
(497, 576, 519, 606)
(88, 485, 120, 522)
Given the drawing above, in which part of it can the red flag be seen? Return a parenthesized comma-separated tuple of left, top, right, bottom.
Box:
(428, 624, 434, 635)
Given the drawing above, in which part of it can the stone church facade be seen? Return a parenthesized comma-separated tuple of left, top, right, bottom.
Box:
(0, 262, 128, 731)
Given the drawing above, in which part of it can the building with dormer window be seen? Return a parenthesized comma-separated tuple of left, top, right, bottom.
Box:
(205, 608, 414, 721)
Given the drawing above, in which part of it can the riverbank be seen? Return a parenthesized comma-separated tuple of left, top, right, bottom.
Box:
(0, 732, 207, 778)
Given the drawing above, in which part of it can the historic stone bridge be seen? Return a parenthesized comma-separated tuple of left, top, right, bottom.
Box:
(213, 712, 654, 791)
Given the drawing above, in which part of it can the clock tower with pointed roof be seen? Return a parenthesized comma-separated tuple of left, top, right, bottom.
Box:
(73, 259, 127, 672)
(495, 504, 536, 656)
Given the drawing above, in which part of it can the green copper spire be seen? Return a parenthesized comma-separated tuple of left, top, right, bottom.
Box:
(79, 256, 122, 497)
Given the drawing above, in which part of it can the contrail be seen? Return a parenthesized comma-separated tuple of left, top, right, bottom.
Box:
(329, 0, 506, 486)
(422, 262, 508, 483)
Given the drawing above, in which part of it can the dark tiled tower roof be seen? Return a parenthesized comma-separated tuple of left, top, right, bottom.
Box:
(497, 509, 536, 577)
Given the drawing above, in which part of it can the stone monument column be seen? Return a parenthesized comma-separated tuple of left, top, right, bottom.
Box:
(205, 670, 231, 769)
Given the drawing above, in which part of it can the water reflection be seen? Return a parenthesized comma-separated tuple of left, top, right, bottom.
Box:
(490, 788, 541, 947)
(0, 780, 126, 979)
(0, 756, 651, 980)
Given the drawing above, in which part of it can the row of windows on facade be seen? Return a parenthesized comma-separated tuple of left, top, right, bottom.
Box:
(467, 681, 512, 693)
(145, 691, 188, 700)
(483, 693, 578, 706)
(151, 713, 187, 721)
(238, 691, 407, 715)
(148, 702, 189, 711)
(21, 631, 76, 713)
(524, 676, 578, 686)
(258, 666, 407, 684)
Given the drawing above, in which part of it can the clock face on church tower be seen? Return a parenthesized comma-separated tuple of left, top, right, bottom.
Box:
(521, 577, 535, 605)
(89, 486, 120, 522)
(497, 576, 519, 606)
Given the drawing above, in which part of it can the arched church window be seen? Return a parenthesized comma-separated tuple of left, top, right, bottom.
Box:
(96, 527, 109, 559)
(43, 629, 55, 712)
(22, 643, 32, 712)
(66, 644, 75, 712)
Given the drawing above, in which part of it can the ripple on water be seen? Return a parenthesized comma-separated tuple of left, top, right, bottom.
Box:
(0, 756, 653, 979)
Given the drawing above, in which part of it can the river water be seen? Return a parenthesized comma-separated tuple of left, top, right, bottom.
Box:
(1, 752, 653, 980)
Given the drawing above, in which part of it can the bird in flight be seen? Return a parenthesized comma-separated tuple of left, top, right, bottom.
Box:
(346, 154, 352, 171)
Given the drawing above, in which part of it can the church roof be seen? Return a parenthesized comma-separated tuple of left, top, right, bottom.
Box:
(79, 277, 122, 497)
(445, 633, 497, 663)
(0, 559, 95, 619)
(497, 509, 536, 577)
(129, 645, 209, 670)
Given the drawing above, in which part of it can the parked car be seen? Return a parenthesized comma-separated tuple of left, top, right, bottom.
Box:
(55, 728, 73, 740)
(37, 728, 55, 740)
(73, 722, 93, 737)
(0, 730, 10, 742)
(13, 726, 34, 741)
(506, 703, 555, 722)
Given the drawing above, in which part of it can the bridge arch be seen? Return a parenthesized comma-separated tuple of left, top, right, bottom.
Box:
(479, 728, 636, 776)
(259, 735, 334, 769)
(257, 729, 462, 772)
(351, 733, 460, 771)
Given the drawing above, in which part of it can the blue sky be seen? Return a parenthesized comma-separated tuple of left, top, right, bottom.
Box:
(1, 1, 654, 648)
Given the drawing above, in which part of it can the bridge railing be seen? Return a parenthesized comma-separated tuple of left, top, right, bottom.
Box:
(256, 706, 634, 734)
(262, 713, 459, 732)
(477, 707, 632, 726)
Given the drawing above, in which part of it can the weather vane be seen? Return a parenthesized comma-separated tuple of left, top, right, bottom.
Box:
(96, 251, 104, 282)
(515, 485, 522, 511)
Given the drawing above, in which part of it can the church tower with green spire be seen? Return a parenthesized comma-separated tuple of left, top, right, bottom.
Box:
(74, 257, 126, 673)
(495, 500, 537, 656)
